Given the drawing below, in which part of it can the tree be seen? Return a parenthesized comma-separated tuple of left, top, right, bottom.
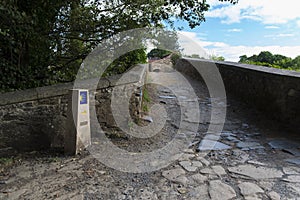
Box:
(238, 51, 300, 71)
(147, 49, 172, 59)
(257, 51, 273, 63)
(292, 56, 300, 69)
(0, 0, 70, 90)
(1, 0, 238, 92)
(239, 55, 248, 63)
(210, 55, 225, 61)
(150, 29, 182, 53)
(185, 54, 201, 59)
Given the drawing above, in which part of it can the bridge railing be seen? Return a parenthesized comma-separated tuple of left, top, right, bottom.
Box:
(175, 58, 300, 132)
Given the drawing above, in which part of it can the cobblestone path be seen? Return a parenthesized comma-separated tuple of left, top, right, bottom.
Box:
(0, 61, 300, 200)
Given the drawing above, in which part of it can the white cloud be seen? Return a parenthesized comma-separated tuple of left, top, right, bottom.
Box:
(265, 26, 280, 29)
(178, 31, 229, 58)
(278, 33, 294, 37)
(264, 35, 274, 38)
(297, 20, 300, 27)
(227, 28, 242, 32)
(177, 31, 300, 62)
(213, 42, 228, 47)
(178, 31, 228, 48)
(206, 0, 300, 24)
(207, 0, 230, 8)
(264, 33, 294, 38)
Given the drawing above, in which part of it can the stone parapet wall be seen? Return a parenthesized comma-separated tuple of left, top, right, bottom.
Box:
(0, 64, 147, 151)
(175, 58, 300, 131)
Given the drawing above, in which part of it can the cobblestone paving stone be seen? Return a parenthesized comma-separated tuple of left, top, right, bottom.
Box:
(0, 60, 300, 199)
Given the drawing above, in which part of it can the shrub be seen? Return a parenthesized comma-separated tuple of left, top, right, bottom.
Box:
(147, 48, 172, 59)
(171, 53, 181, 66)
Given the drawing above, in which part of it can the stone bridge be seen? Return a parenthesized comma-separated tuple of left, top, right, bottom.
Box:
(0, 58, 300, 199)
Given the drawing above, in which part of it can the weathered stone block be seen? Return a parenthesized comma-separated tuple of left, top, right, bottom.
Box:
(0, 64, 147, 152)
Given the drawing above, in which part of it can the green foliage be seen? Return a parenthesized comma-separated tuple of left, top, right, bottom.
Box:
(239, 51, 300, 71)
(292, 56, 300, 69)
(1, 0, 237, 92)
(151, 30, 182, 52)
(128, 120, 134, 130)
(171, 52, 182, 66)
(0, 157, 13, 168)
(142, 104, 149, 112)
(147, 30, 182, 65)
(0, 157, 12, 164)
(210, 55, 225, 61)
(142, 86, 150, 113)
(239, 55, 248, 63)
(103, 49, 147, 77)
(188, 54, 201, 59)
(143, 88, 150, 103)
(147, 49, 172, 59)
(0, 0, 68, 91)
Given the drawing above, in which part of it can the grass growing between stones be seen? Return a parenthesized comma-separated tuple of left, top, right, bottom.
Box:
(0, 157, 14, 173)
(142, 86, 150, 113)
(143, 87, 150, 103)
(0, 157, 13, 166)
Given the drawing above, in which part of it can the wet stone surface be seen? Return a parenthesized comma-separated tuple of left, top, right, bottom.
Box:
(0, 60, 300, 199)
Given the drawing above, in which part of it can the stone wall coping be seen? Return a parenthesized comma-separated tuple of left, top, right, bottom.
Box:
(183, 58, 300, 78)
(0, 64, 147, 106)
(178, 58, 300, 132)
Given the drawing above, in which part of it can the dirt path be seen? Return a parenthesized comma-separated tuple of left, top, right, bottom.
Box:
(0, 61, 300, 200)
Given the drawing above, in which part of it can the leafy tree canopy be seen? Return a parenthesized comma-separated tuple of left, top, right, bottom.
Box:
(210, 55, 225, 61)
(1, 0, 238, 92)
(239, 51, 300, 71)
(147, 49, 172, 59)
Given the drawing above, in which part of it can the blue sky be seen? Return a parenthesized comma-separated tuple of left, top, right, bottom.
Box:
(175, 0, 300, 61)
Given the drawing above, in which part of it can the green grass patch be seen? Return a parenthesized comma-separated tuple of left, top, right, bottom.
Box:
(0, 157, 14, 167)
(143, 88, 150, 103)
(142, 86, 151, 113)
(142, 104, 149, 112)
